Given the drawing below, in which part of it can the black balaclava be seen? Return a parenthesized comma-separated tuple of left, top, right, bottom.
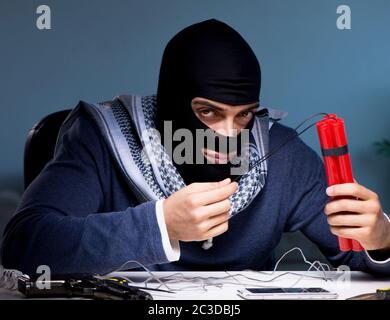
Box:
(156, 19, 261, 184)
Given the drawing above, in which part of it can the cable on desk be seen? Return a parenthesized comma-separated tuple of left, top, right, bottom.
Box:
(105, 247, 335, 293)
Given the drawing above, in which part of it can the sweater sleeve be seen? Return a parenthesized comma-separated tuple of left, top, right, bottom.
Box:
(0, 107, 169, 276)
(284, 137, 390, 276)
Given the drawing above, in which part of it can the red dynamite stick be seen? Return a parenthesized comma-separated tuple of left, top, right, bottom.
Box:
(316, 114, 364, 252)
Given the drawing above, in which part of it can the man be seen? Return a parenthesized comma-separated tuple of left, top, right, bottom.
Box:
(1, 19, 389, 275)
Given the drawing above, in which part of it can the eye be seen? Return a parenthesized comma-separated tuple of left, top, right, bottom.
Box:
(239, 110, 254, 118)
(199, 108, 215, 117)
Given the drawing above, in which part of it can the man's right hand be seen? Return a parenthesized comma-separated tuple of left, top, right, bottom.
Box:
(162, 178, 238, 241)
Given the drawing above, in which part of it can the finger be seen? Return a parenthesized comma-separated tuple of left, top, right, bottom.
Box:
(187, 178, 231, 192)
(204, 221, 229, 239)
(201, 199, 231, 218)
(194, 182, 238, 206)
(202, 211, 230, 231)
(326, 183, 376, 201)
(324, 198, 371, 216)
(327, 212, 371, 227)
(329, 225, 366, 240)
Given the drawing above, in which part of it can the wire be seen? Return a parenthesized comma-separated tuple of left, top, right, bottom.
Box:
(106, 260, 172, 291)
(233, 112, 329, 182)
(104, 246, 335, 294)
(272, 247, 330, 274)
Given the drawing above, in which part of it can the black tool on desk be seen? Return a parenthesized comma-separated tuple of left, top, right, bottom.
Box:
(18, 274, 154, 300)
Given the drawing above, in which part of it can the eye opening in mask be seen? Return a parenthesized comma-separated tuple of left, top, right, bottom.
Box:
(191, 97, 259, 135)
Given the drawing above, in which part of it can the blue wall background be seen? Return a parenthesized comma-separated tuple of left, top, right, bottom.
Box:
(0, 1, 389, 252)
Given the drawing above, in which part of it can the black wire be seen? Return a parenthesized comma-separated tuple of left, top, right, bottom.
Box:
(233, 112, 330, 182)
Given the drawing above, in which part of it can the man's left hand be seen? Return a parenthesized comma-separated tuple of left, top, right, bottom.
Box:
(324, 179, 390, 251)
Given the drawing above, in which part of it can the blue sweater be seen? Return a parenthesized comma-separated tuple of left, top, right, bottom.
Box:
(1, 106, 389, 276)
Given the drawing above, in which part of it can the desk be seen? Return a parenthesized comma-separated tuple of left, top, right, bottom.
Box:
(0, 271, 389, 300)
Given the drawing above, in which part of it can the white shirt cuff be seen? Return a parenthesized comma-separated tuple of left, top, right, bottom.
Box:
(365, 212, 390, 264)
(155, 199, 180, 262)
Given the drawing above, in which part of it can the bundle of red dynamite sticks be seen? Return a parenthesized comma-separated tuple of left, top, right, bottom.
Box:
(316, 114, 364, 252)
